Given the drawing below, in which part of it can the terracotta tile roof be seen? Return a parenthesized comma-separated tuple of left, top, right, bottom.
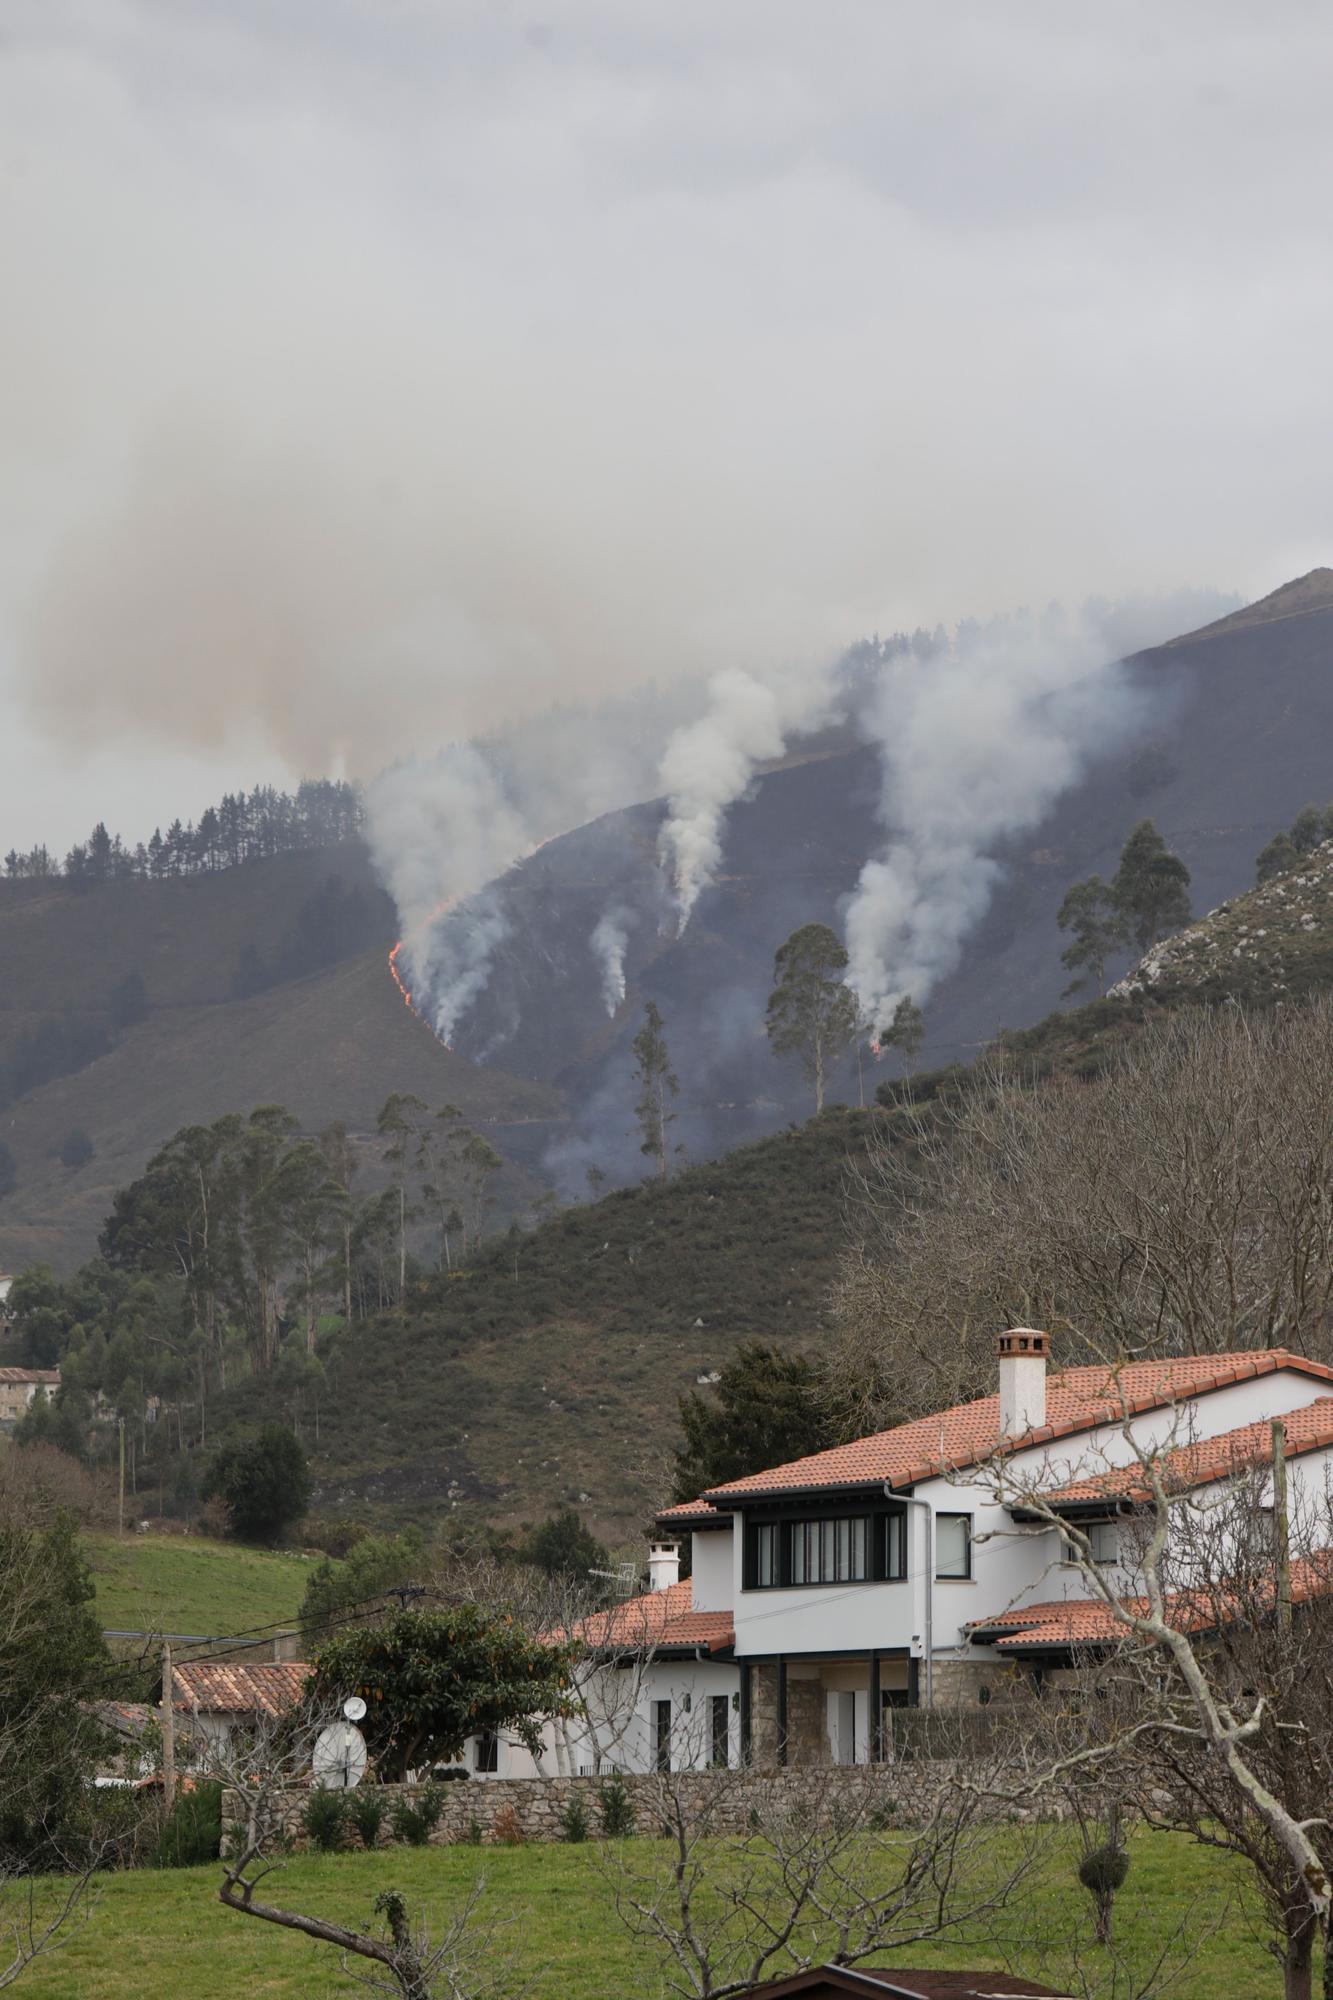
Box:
(172, 1660, 310, 1716)
(702, 1350, 1333, 1502)
(1043, 1396, 1333, 1505)
(972, 1551, 1333, 1650)
(95, 1700, 157, 1740)
(0, 1366, 59, 1385)
(566, 1580, 734, 1656)
(655, 1498, 729, 1527)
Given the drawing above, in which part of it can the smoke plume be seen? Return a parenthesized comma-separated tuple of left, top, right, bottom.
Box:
(590, 906, 636, 1016)
(842, 599, 1202, 1033)
(657, 665, 836, 928)
(365, 744, 533, 1045)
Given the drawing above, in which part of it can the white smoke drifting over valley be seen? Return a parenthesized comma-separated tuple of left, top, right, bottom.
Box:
(657, 664, 838, 927)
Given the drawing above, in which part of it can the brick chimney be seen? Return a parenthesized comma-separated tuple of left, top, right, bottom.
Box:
(647, 1541, 680, 1593)
(996, 1328, 1049, 1438)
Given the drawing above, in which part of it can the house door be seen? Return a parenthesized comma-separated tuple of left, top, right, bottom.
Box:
(653, 1699, 672, 1771)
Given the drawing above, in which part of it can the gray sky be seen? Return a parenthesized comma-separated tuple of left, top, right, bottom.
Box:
(3, 1, 1331, 855)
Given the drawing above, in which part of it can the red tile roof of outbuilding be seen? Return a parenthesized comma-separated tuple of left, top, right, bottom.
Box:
(172, 1660, 310, 1715)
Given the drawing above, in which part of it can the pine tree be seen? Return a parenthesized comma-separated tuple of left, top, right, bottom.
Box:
(765, 923, 858, 1114)
(632, 1000, 678, 1180)
(1111, 820, 1191, 950)
(1057, 875, 1129, 995)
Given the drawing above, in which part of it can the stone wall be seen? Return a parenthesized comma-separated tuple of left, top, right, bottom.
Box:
(223, 1761, 995, 1856)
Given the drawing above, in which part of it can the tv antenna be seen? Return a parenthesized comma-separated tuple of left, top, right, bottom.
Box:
(589, 1561, 637, 1598)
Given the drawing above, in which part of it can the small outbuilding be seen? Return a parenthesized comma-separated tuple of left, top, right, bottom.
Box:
(736, 1969, 1071, 1999)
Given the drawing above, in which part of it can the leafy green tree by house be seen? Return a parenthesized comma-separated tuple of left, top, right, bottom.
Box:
(765, 923, 859, 1114)
(299, 1528, 425, 1645)
(518, 1506, 609, 1584)
(1111, 819, 1192, 950)
(205, 1425, 311, 1543)
(1056, 875, 1129, 996)
(306, 1606, 574, 1781)
(673, 1341, 837, 1501)
(632, 1000, 679, 1180)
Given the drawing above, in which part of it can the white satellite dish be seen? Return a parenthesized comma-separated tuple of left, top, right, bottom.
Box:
(343, 1695, 367, 1723)
(313, 1721, 367, 1790)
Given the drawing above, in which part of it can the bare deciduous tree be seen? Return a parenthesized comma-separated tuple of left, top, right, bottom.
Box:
(598, 1727, 1046, 1999)
(830, 1001, 1333, 1435)
(207, 1716, 516, 2000)
(974, 1422, 1333, 2000)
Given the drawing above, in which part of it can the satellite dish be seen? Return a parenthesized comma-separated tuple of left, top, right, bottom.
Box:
(313, 1721, 367, 1790)
(343, 1695, 367, 1723)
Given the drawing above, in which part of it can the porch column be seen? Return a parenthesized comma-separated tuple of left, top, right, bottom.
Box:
(868, 1650, 881, 1762)
(777, 1658, 788, 1767)
(739, 1661, 752, 1765)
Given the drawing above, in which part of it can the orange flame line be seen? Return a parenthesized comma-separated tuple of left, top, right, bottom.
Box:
(386, 829, 568, 1051)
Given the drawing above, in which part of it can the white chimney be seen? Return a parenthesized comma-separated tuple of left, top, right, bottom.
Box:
(647, 1541, 680, 1593)
(996, 1328, 1049, 1438)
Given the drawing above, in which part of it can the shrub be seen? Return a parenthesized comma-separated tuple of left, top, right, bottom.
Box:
(348, 1788, 388, 1851)
(391, 1798, 431, 1847)
(1078, 1842, 1131, 1897)
(490, 1802, 525, 1846)
(302, 1786, 349, 1853)
(418, 1782, 446, 1832)
(598, 1771, 634, 1838)
(462, 1814, 483, 1846)
(559, 1794, 589, 1843)
(156, 1781, 223, 1868)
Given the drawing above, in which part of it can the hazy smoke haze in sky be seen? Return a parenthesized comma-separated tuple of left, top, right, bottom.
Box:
(3, 3, 1333, 853)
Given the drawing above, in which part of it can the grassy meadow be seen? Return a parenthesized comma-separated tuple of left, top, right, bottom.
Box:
(88, 1533, 310, 1639)
(17, 1829, 1285, 2000)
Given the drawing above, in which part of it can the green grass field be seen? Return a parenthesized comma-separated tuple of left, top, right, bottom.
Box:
(88, 1533, 311, 1639)
(15, 1830, 1287, 2000)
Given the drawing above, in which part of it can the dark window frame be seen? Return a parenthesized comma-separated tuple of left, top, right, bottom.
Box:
(742, 1502, 908, 1590)
(653, 1698, 672, 1772)
(935, 1511, 973, 1580)
(474, 1729, 499, 1774)
(710, 1694, 730, 1768)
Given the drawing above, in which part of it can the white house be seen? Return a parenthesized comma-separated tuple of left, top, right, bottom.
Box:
(550, 1330, 1333, 1772)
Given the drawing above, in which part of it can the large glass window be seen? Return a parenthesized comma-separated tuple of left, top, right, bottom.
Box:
(745, 1510, 902, 1587)
(936, 1513, 972, 1579)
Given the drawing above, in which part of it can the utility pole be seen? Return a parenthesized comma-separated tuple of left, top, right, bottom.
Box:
(118, 1418, 126, 1537)
(1272, 1418, 1292, 1636)
(161, 1640, 177, 1811)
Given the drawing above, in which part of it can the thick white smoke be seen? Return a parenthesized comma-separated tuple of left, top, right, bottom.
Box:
(590, 906, 635, 1016)
(843, 604, 1173, 1033)
(365, 743, 533, 1046)
(657, 664, 837, 928)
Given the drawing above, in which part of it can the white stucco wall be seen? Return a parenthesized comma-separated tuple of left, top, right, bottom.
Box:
(461, 1657, 741, 1778)
(690, 1530, 733, 1611)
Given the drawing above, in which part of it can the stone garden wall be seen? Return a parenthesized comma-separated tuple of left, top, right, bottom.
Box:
(223, 1762, 986, 1855)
